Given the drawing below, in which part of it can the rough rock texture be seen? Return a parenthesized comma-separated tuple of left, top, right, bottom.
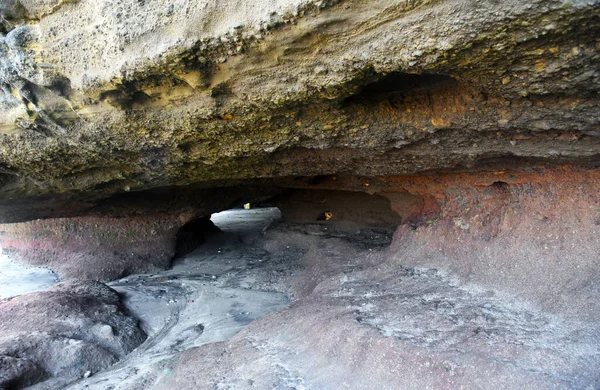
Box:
(0, 185, 281, 280)
(385, 168, 600, 323)
(0, 0, 598, 222)
(0, 1, 598, 386)
(0, 214, 185, 281)
(0, 280, 146, 389)
(275, 167, 600, 322)
(0, 0, 598, 280)
(152, 225, 600, 390)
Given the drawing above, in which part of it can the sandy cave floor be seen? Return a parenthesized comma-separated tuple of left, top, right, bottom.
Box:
(60, 208, 599, 390)
(59, 208, 289, 389)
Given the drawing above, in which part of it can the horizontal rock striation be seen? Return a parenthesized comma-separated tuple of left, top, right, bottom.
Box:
(0, 214, 185, 280)
(0, 1, 598, 388)
(0, 0, 598, 222)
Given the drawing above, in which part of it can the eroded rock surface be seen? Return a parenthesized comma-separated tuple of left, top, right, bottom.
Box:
(153, 221, 600, 390)
(0, 0, 598, 222)
(0, 185, 280, 280)
(0, 280, 146, 389)
(0, 0, 598, 281)
(286, 167, 600, 321)
(0, 1, 598, 388)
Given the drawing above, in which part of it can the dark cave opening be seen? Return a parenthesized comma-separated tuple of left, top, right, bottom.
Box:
(348, 72, 458, 102)
(175, 204, 283, 258)
(174, 216, 222, 258)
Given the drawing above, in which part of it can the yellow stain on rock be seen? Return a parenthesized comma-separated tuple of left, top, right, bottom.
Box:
(431, 117, 451, 127)
(535, 61, 547, 73)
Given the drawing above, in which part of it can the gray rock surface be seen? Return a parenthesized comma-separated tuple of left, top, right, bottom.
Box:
(153, 222, 600, 389)
(1, 206, 594, 390)
(0, 280, 146, 389)
(0, 1, 598, 387)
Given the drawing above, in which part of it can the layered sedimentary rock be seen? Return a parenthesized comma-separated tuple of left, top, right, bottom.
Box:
(0, 0, 598, 319)
(1, 1, 599, 388)
(386, 168, 600, 322)
(0, 0, 598, 220)
(0, 1, 598, 279)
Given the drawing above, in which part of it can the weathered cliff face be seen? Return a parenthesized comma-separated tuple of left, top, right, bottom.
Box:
(1, 1, 599, 388)
(0, 0, 598, 223)
(0, 0, 598, 309)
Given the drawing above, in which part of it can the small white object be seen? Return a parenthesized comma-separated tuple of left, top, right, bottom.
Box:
(84, 371, 91, 378)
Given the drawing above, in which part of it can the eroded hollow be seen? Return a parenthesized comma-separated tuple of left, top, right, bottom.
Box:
(347, 71, 458, 103)
(362, 72, 456, 94)
(269, 189, 428, 248)
(174, 217, 222, 258)
(175, 205, 283, 258)
(274, 189, 402, 228)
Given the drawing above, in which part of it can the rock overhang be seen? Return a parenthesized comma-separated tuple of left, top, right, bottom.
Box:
(0, 2, 599, 388)
(0, 0, 598, 223)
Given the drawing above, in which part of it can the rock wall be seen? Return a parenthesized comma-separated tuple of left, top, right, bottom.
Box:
(0, 0, 598, 319)
(275, 189, 404, 228)
(384, 167, 600, 322)
(0, 0, 598, 223)
(0, 214, 184, 280)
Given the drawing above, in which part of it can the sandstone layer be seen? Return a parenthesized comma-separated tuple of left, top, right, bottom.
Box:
(0, 0, 598, 222)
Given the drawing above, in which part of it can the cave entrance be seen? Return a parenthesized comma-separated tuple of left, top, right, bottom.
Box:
(175, 217, 222, 259)
(174, 205, 282, 258)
